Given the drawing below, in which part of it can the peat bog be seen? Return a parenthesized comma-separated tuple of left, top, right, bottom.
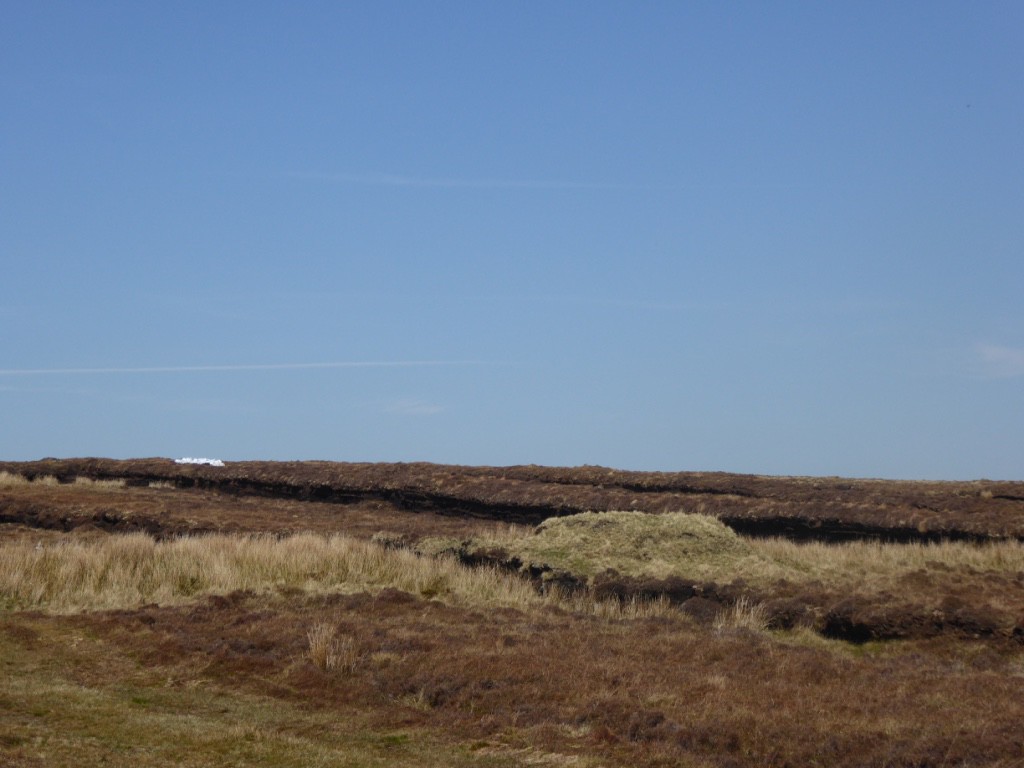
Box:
(1, 458, 1023, 767)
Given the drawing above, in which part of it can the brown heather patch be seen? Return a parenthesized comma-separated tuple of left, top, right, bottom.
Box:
(0, 612, 519, 768)
(4, 457, 1024, 540)
(3, 588, 1023, 767)
(0, 471, 516, 542)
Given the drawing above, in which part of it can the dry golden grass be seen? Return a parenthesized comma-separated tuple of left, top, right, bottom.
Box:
(306, 621, 359, 673)
(0, 532, 544, 613)
(713, 596, 770, 633)
(0, 470, 31, 487)
(0, 532, 696, 626)
(4, 511, 1021, 644)
(0, 471, 124, 490)
(73, 476, 126, 490)
(756, 536, 1024, 585)
(464, 511, 783, 584)
(464, 510, 1024, 594)
(562, 591, 675, 621)
(0, 532, 680, 621)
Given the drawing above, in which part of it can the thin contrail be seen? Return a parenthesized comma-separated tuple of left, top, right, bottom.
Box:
(0, 361, 491, 376)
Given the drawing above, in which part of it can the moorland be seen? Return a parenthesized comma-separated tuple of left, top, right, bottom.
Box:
(1, 458, 1022, 767)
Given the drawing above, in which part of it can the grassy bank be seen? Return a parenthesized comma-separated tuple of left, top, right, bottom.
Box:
(461, 510, 1024, 587)
(0, 532, 542, 613)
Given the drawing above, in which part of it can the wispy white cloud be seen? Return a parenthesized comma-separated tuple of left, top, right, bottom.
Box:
(381, 398, 444, 416)
(975, 343, 1024, 378)
(0, 361, 489, 376)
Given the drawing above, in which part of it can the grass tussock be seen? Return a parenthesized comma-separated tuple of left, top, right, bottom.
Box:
(562, 591, 675, 621)
(480, 510, 777, 583)
(0, 532, 547, 613)
(713, 597, 770, 633)
(73, 476, 126, 490)
(0, 472, 125, 490)
(0, 471, 29, 487)
(306, 621, 359, 673)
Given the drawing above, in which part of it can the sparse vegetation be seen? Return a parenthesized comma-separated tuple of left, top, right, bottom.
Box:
(713, 596, 770, 633)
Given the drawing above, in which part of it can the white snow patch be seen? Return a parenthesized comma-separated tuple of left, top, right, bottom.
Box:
(175, 457, 225, 467)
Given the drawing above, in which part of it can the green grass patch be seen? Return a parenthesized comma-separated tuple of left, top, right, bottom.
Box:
(0, 619, 530, 768)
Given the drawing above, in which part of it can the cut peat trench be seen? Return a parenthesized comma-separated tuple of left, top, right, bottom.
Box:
(720, 515, 1004, 544)
(5, 457, 1023, 543)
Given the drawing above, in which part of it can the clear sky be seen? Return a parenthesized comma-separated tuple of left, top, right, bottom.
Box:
(2, 2, 1022, 479)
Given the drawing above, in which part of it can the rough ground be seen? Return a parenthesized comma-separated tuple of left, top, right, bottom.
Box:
(3, 457, 1024, 541)
(2, 458, 1023, 766)
(3, 458, 1024, 645)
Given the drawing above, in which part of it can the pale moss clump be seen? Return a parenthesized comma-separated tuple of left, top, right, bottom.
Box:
(512, 510, 777, 583)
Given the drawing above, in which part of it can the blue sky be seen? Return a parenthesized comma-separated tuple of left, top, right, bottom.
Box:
(2, 2, 1022, 479)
